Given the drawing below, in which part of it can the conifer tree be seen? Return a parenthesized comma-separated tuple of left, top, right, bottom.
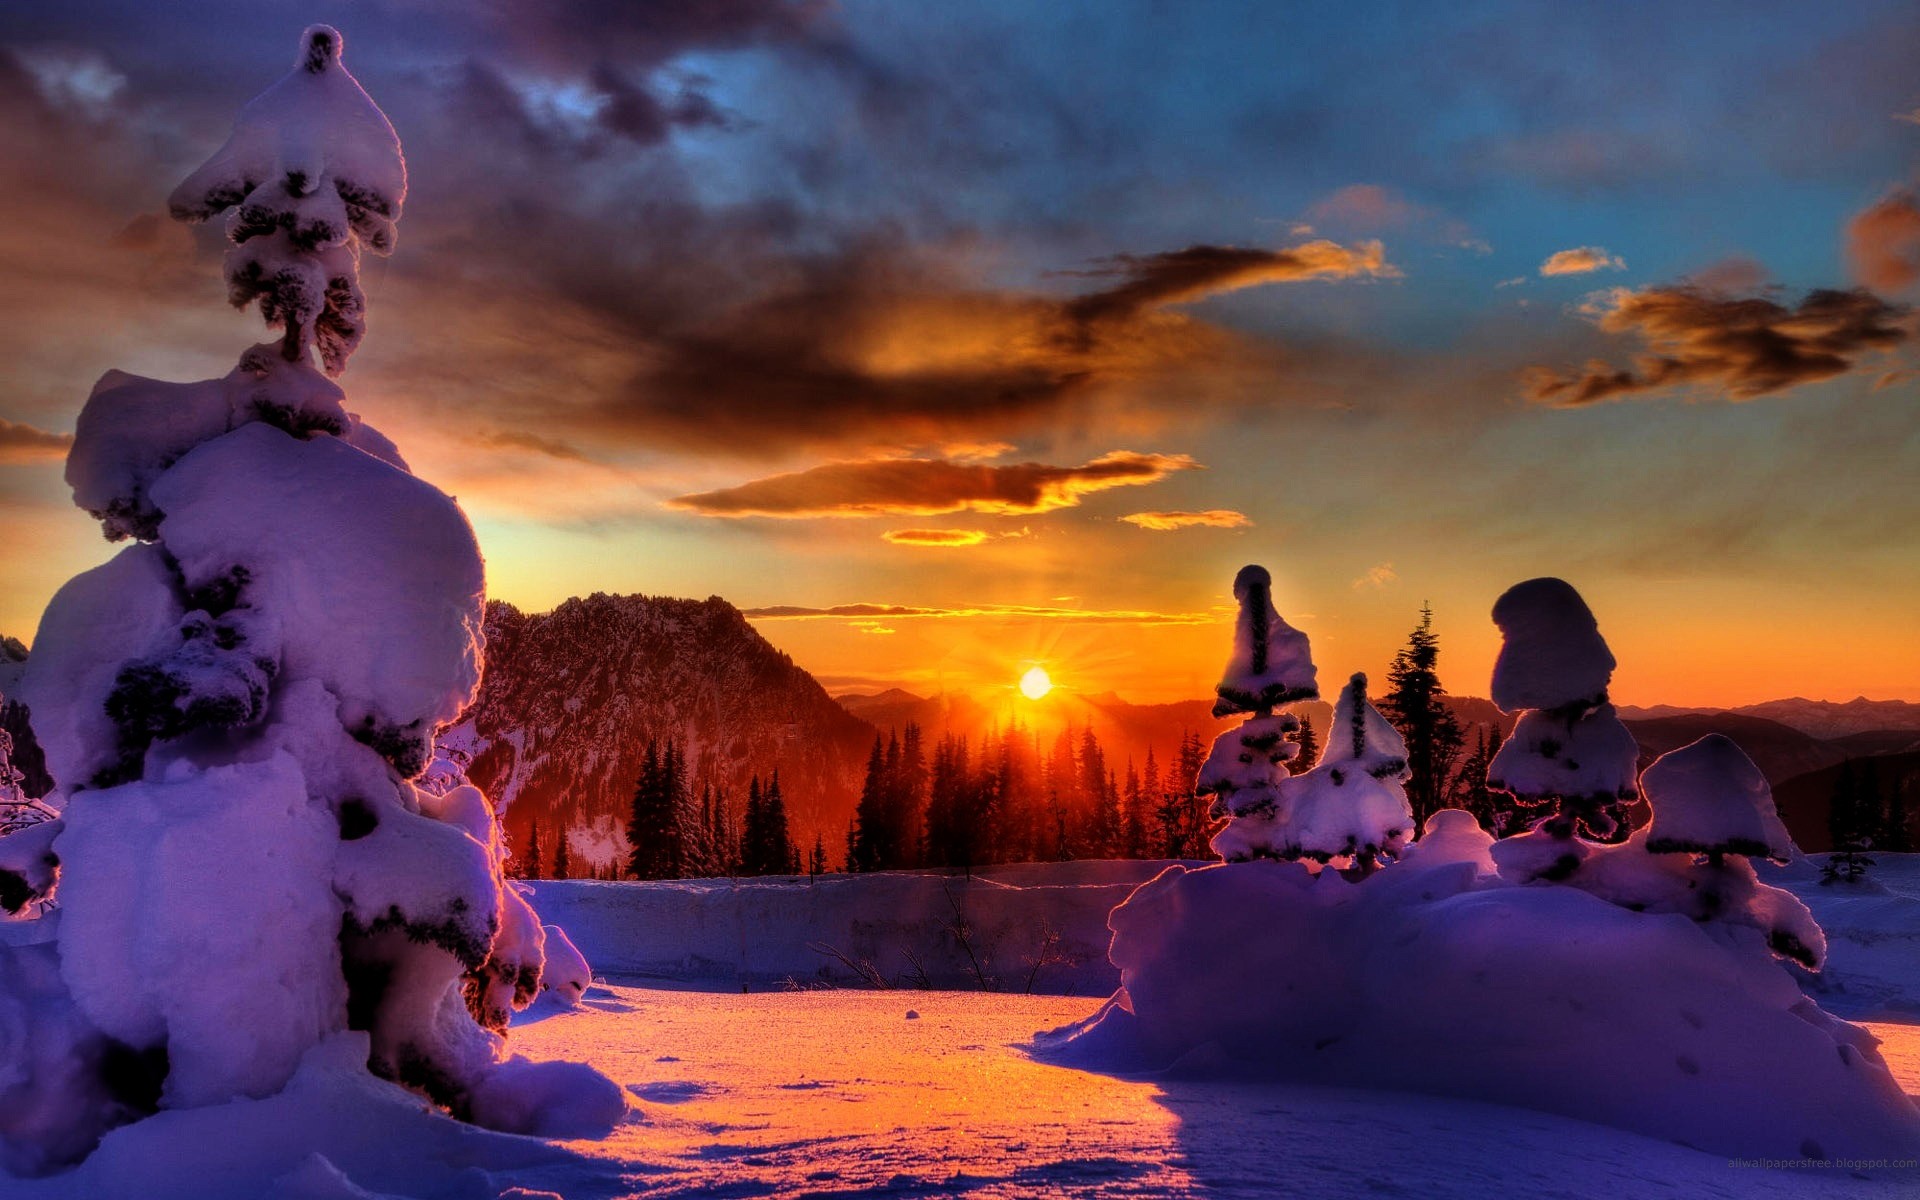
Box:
(1380, 605, 1465, 828)
(1289, 716, 1318, 776)
(552, 829, 571, 880)
(522, 818, 544, 881)
(1122, 758, 1147, 858)
(1822, 759, 1875, 884)
(848, 736, 888, 872)
(626, 739, 686, 880)
(764, 771, 795, 876)
(809, 833, 827, 877)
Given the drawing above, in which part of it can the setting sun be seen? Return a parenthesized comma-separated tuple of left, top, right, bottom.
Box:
(1019, 665, 1053, 700)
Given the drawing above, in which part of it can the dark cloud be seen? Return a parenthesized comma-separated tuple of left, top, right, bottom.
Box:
(668, 451, 1199, 517)
(0, 418, 72, 463)
(1524, 283, 1912, 407)
(1847, 188, 1920, 294)
(1060, 240, 1394, 328)
(542, 236, 1387, 456)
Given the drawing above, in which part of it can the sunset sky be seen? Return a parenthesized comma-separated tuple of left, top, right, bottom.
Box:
(1, 1, 1916, 706)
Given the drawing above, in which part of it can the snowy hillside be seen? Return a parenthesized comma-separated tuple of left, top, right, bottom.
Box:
(451, 594, 876, 864)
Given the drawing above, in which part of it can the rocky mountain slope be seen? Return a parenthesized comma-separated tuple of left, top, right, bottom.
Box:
(448, 595, 876, 867)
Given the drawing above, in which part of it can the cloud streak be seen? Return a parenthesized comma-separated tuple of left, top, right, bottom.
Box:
(0, 418, 72, 464)
(742, 602, 1213, 625)
(1524, 283, 1911, 406)
(881, 528, 988, 547)
(1119, 509, 1250, 531)
(667, 451, 1199, 518)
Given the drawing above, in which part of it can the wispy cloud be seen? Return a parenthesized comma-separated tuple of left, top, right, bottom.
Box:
(1302, 184, 1487, 252)
(1119, 509, 1251, 531)
(742, 602, 1214, 625)
(668, 451, 1199, 518)
(1524, 282, 1911, 406)
(1540, 246, 1626, 276)
(1351, 562, 1398, 590)
(0, 418, 72, 464)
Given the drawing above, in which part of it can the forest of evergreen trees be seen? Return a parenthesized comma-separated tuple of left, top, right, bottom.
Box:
(510, 608, 1613, 880)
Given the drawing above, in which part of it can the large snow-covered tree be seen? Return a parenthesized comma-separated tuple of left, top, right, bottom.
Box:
(0, 27, 618, 1174)
(1483, 578, 1640, 881)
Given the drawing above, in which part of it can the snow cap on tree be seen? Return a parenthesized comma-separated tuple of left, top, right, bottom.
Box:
(1196, 713, 1300, 818)
(1643, 734, 1795, 864)
(169, 25, 405, 373)
(1214, 565, 1317, 717)
(1319, 672, 1409, 781)
(1489, 577, 1615, 714)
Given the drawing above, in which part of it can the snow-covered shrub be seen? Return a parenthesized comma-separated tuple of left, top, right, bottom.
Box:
(2, 26, 616, 1174)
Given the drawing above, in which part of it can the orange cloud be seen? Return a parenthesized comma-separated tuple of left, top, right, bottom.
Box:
(882, 528, 989, 547)
(668, 451, 1199, 518)
(1540, 246, 1626, 276)
(1846, 188, 1920, 293)
(1119, 509, 1250, 531)
(0, 419, 72, 464)
(1524, 282, 1911, 406)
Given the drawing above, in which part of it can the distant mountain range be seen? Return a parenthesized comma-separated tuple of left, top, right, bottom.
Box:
(1617, 697, 1920, 740)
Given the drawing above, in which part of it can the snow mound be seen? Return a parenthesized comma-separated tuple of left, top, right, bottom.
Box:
(1039, 844, 1920, 1159)
(1489, 577, 1616, 714)
(467, 1056, 626, 1139)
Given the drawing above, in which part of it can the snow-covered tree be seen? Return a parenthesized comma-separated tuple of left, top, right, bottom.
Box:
(0, 27, 619, 1173)
(1195, 566, 1314, 861)
(1575, 734, 1824, 969)
(1212, 565, 1317, 718)
(1215, 673, 1414, 871)
(1484, 578, 1639, 881)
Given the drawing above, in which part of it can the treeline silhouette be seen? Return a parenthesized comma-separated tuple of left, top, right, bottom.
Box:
(523, 607, 1834, 880)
